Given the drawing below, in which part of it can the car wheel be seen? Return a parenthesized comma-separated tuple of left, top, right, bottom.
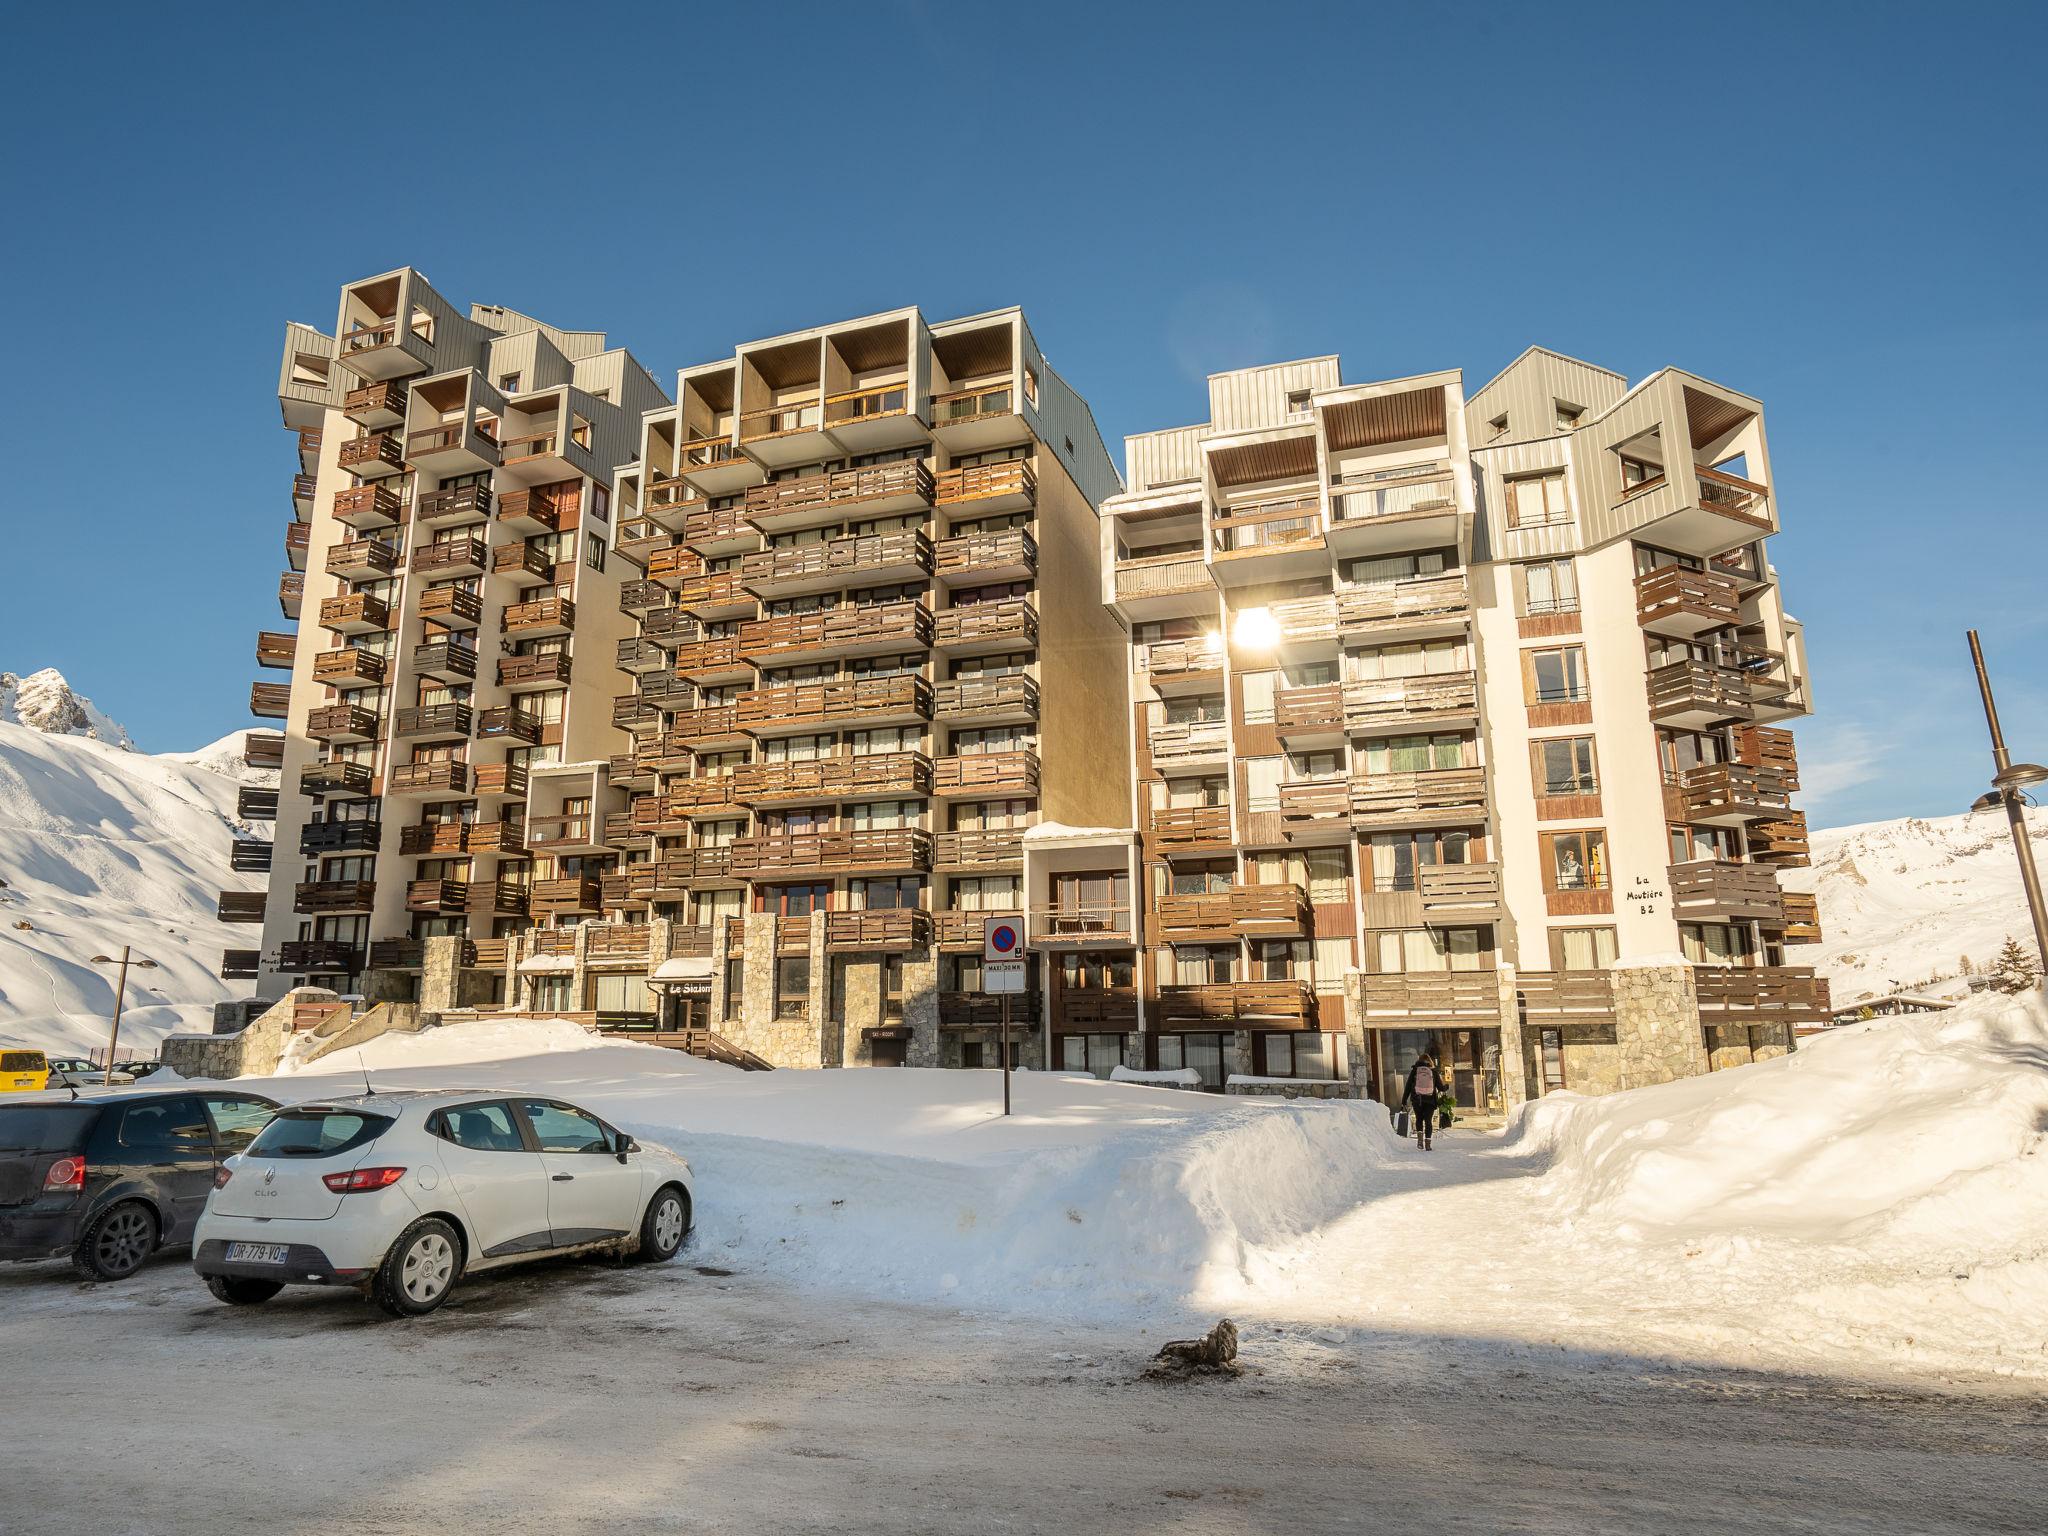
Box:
(206, 1275, 283, 1306)
(373, 1217, 462, 1317)
(72, 1200, 157, 1281)
(635, 1185, 691, 1264)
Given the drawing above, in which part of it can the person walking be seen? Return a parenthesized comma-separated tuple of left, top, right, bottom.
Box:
(1402, 1051, 1442, 1151)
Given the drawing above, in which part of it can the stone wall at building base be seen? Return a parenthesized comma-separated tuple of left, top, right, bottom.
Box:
(1226, 1078, 1352, 1100)
(937, 1028, 1046, 1072)
(166, 988, 334, 1079)
(1612, 963, 1711, 1090)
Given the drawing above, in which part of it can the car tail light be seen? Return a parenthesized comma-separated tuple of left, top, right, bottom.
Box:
(213, 1165, 234, 1190)
(43, 1157, 85, 1194)
(323, 1166, 406, 1194)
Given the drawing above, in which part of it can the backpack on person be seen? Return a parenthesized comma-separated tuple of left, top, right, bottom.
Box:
(1413, 1061, 1435, 1097)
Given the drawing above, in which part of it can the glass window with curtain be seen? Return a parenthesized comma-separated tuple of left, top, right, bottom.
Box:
(1543, 830, 1608, 891)
(1522, 557, 1579, 615)
(1533, 736, 1598, 795)
(775, 957, 811, 1018)
(1244, 757, 1284, 812)
(1505, 473, 1570, 528)
(1314, 935, 1353, 990)
(1240, 671, 1277, 724)
(1553, 927, 1618, 969)
(1527, 647, 1589, 704)
(1174, 945, 1237, 985)
(1305, 848, 1350, 904)
(588, 972, 652, 1015)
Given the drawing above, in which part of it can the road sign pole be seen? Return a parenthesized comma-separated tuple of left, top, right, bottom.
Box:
(1001, 989, 1012, 1117)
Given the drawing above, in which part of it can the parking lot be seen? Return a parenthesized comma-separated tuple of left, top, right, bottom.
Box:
(5, 1244, 2046, 1536)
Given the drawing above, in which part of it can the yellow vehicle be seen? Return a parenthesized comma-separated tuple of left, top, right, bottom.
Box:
(2, 1049, 51, 1093)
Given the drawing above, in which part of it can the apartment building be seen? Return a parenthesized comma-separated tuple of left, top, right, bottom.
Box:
(1088, 349, 1823, 1104)
(221, 269, 670, 999)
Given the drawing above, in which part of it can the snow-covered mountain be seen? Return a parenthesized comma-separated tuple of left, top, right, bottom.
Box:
(0, 667, 135, 749)
(1783, 805, 2047, 1004)
(0, 698, 276, 1054)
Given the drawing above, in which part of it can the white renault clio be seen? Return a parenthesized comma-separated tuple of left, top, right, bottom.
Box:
(193, 1090, 693, 1316)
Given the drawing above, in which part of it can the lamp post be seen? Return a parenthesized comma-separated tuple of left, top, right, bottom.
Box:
(89, 947, 159, 1085)
(1966, 631, 2048, 972)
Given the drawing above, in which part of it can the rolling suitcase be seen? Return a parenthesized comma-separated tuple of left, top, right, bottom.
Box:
(1393, 1109, 1410, 1138)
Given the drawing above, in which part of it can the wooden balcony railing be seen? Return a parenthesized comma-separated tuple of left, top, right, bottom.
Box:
(492, 541, 555, 581)
(1515, 970, 1617, 1023)
(497, 484, 567, 529)
(277, 940, 361, 972)
(1694, 464, 1772, 527)
(940, 990, 1043, 1027)
(477, 705, 541, 744)
(1692, 965, 1826, 1024)
(1676, 762, 1794, 822)
(1350, 767, 1488, 824)
(1029, 905, 1134, 944)
(1273, 684, 1343, 736)
(337, 431, 404, 475)
(1114, 554, 1210, 602)
(732, 753, 931, 805)
(293, 879, 377, 914)
(1149, 805, 1232, 848)
(525, 811, 599, 850)
(1328, 464, 1458, 524)
(930, 384, 1014, 424)
(471, 763, 528, 798)
(1733, 723, 1800, 790)
(1748, 811, 1811, 867)
(499, 430, 567, 465)
(342, 379, 407, 424)
(1147, 719, 1231, 766)
(932, 675, 1038, 721)
(299, 819, 380, 855)
(229, 840, 273, 874)
(824, 908, 932, 951)
(498, 653, 572, 688)
(932, 749, 1039, 798)
(393, 703, 472, 740)
(675, 570, 749, 614)
(237, 785, 280, 819)
(729, 828, 932, 879)
(278, 572, 304, 617)
(1337, 572, 1471, 630)
(1647, 660, 1754, 724)
(418, 586, 484, 627)
(317, 593, 390, 632)
(1634, 564, 1743, 632)
(1670, 859, 1785, 922)
(310, 646, 387, 688)
(681, 503, 748, 547)
(220, 949, 261, 980)
(504, 595, 575, 634)
(933, 527, 1036, 578)
(405, 878, 470, 914)
(216, 891, 267, 924)
(935, 909, 1023, 947)
(932, 599, 1037, 651)
(735, 675, 932, 731)
(679, 434, 741, 470)
(415, 483, 494, 523)
(1416, 862, 1504, 916)
(615, 695, 664, 731)
(530, 877, 602, 916)
(325, 537, 399, 578)
(932, 829, 1024, 869)
(934, 460, 1034, 508)
(256, 630, 296, 668)
(742, 460, 932, 520)
(1156, 979, 1317, 1026)
(398, 821, 467, 856)
(822, 383, 910, 427)
(736, 601, 932, 662)
(1210, 495, 1321, 557)
(586, 923, 653, 960)
(300, 760, 374, 797)
(1343, 672, 1478, 729)
(388, 759, 472, 795)
(412, 639, 479, 681)
(738, 398, 822, 442)
(1277, 778, 1350, 828)
(412, 536, 489, 576)
(1356, 970, 1505, 1024)
(332, 484, 402, 527)
(464, 819, 525, 853)
(1154, 883, 1311, 943)
(1778, 890, 1822, 943)
(740, 528, 932, 592)
(243, 732, 285, 770)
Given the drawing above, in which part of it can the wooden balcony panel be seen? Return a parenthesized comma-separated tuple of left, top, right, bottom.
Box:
(220, 949, 261, 980)
(1514, 970, 1617, 1023)
(299, 819, 380, 855)
(617, 636, 672, 673)
(237, 784, 280, 819)
(242, 732, 285, 770)
(586, 923, 653, 961)
(933, 459, 1035, 510)
(934, 528, 1036, 582)
(1139, 638, 1223, 685)
(940, 990, 1043, 1027)
(302, 703, 377, 743)
(737, 528, 931, 594)
(503, 595, 575, 635)
(469, 938, 510, 970)
(1350, 767, 1489, 826)
(1748, 811, 1812, 868)
(311, 647, 387, 689)
(498, 653, 573, 690)
(619, 579, 669, 614)
(675, 571, 750, 616)
(331, 483, 403, 530)
(731, 753, 931, 806)
(529, 877, 602, 916)
(931, 749, 1039, 799)
(393, 703, 473, 741)
(639, 605, 694, 647)
(1670, 859, 1785, 923)
(492, 541, 555, 581)
(527, 928, 579, 956)
(680, 503, 749, 549)
(742, 460, 934, 524)
(342, 379, 408, 426)
(412, 639, 479, 682)
(292, 879, 378, 914)
(496, 484, 568, 531)
(255, 630, 297, 668)
(1693, 464, 1774, 530)
(337, 431, 404, 476)
(935, 909, 1023, 948)
(736, 675, 933, 733)
(636, 672, 695, 709)
(1154, 883, 1311, 943)
(669, 705, 747, 747)
(736, 601, 932, 663)
(464, 819, 526, 853)
(1778, 890, 1823, 943)
(524, 811, 602, 851)
(316, 593, 390, 634)
(1417, 862, 1505, 918)
(932, 599, 1038, 652)
(1028, 904, 1135, 946)
(1209, 496, 1322, 560)
(388, 759, 473, 796)
(1114, 555, 1211, 603)
(277, 940, 362, 972)
(325, 537, 400, 579)
(729, 828, 932, 880)
(476, 705, 541, 744)
(1679, 762, 1794, 823)
(824, 909, 933, 952)
(672, 637, 747, 680)
(930, 384, 1016, 429)
(277, 571, 304, 619)
(411, 536, 489, 578)
(1337, 573, 1471, 634)
(1693, 965, 1828, 1024)
(1274, 685, 1344, 737)
(216, 891, 268, 924)
(1634, 564, 1742, 635)
(471, 763, 529, 798)
(415, 483, 494, 525)
(1733, 723, 1801, 790)
(932, 674, 1039, 723)
(292, 473, 318, 514)
(1327, 466, 1459, 527)
(1357, 970, 1506, 1025)
(1148, 806, 1233, 850)
(1647, 660, 1754, 727)
(932, 830, 1024, 870)
(299, 761, 374, 797)
(1343, 673, 1479, 730)
(417, 585, 484, 628)
(405, 878, 470, 915)
(1156, 979, 1317, 1026)
(1051, 989, 1139, 1030)
(1270, 593, 1339, 644)
(668, 775, 747, 815)
(600, 869, 652, 910)
(1277, 778, 1350, 832)
(1147, 720, 1232, 767)
(398, 821, 468, 856)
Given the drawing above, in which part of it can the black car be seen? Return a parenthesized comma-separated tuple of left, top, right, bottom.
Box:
(0, 1090, 279, 1280)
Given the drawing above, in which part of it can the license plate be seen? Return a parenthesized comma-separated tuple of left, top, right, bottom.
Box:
(226, 1242, 289, 1265)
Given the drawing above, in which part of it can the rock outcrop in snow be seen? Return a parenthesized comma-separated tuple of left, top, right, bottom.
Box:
(1782, 806, 2048, 1004)
(0, 668, 134, 749)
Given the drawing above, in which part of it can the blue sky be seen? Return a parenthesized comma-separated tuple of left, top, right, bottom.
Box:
(0, 1, 2039, 828)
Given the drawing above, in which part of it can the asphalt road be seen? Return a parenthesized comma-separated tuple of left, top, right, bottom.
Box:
(3, 1248, 2043, 1535)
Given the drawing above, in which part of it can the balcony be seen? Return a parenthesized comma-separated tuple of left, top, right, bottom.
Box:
(412, 639, 478, 683)
(1274, 685, 1343, 742)
(530, 877, 602, 917)
(932, 599, 1038, 655)
(278, 940, 362, 973)
(284, 522, 311, 572)
(1326, 464, 1462, 555)
(934, 527, 1036, 585)
(824, 909, 933, 952)
(311, 648, 386, 689)
(681, 503, 751, 553)
(388, 759, 473, 798)
(933, 909, 1022, 949)
(228, 839, 273, 874)
(338, 431, 405, 479)
(243, 732, 285, 770)
(220, 950, 261, 980)
(739, 528, 932, 598)
(934, 459, 1035, 515)
(1276, 778, 1351, 837)
(1154, 883, 1311, 943)
(1052, 989, 1140, 1031)
(1148, 718, 1231, 769)
(406, 421, 499, 476)
(293, 879, 377, 914)
(293, 473, 317, 518)
(667, 774, 745, 818)
(932, 674, 1038, 725)
(300, 760, 373, 798)
(670, 705, 749, 749)
(415, 484, 494, 527)
(1748, 812, 1811, 867)
(498, 653, 572, 691)
(1343, 672, 1479, 732)
(477, 702, 543, 744)
(1692, 965, 1828, 1027)
(732, 753, 931, 806)
(410, 536, 489, 580)
(1670, 859, 1785, 923)
(1337, 573, 1471, 639)
(336, 317, 427, 382)
(367, 940, 428, 971)
(932, 829, 1024, 870)
(1148, 805, 1233, 850)
(1734, 723, 1800, 790)
(821, 382, 921, 452)
(1349, 767, 1488, 828)
(637, 673, 695, 712)
(928, 383, 1018, 453)
(300, 820, 380, 855)
(397, 821, 466, 856)
(742, 459, 935, 532)
(1675, 762, 1794, 824)
(393, 703, 472, 742)
(940, 991, 1043, 1028)
(1635, 565, 1742, 637)
(1416, 862, 1506, 920)
(737, 601, 933, 665)
(1114, 554, 1212, 610)
(237, 785, 279, 819)
(216, 891, 267, 924)
(728, 828, 932, 880)
(1156, 979, 1318, 1027)
(418, 585, 483, 629)
(1028, 904, 1134, 947)
(332, 483, 403, 530)
(342, 379, 408, 428)
(933, 749, 1039, 799)
(738, 396, 828, 466)
(304, 703, 378, 743)
(1139, 637, 1224, 692)
(1647, 660, 1754, 729)
(525, 810, 606, 854)
(675, 570, 752, 619)
(672, 637, 749, 683)
(405, 879, 471, 916)
(326, 537, 400, 581)
(497, 484, 569, 533)
(255, 630, 296, 669)
(277, 572, 303, 620)
(1779, 891, 1822, 943)
(504, 595, 575, 637)
(678, 435, 750, 495)
(620, 580, 669, 615)
(1356, 971, 1506, 1027)
(497, 432, 581, 487)
(471, 763, 528, 800)
(492, 541, 555, 582)
(464, 818, 525, 853)
(585, 923, 653, 963)
(317, 593, 389, 635)
(1208, 495, 1324, 583)
(736, 675, 933, 736)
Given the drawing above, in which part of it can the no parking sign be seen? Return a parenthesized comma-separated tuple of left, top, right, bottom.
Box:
(981, 917, 1025, 993)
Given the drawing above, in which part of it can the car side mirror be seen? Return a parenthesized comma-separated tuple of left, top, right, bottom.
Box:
(615, 1135, 637, 1163)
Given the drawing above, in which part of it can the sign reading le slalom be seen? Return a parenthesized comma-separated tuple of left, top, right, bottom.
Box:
(981, 917, 1025, 993)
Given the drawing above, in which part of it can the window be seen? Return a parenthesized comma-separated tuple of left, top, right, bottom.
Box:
(1539, 1029, 1567, 1094)
(1682, 922, 1753, 966)
(1525, 646, 1589, 705)
(114, 1098, 210, 1152)
(1240, 671, 1277, 725)
(1532, 736, 1598, 796)
(498, 372, 521, 393)
(409, 307, 434, 345)
(1368, 830, 1473, 891)
(589, 972, 653, 1015)
(1554, 400, 1584, 431)
(1504, 473, 1570, 529)
(530, 974, 572, 1012)
(248, 1108, 393, 1159)
(518, 1100, 610, 1153)
(1024, 367, 1039, 407)
(1175, 945, 1237, 985)
(203, 1096, 273, 1153)
(1551, 926, 1618, 970)
(762, 883, 831, 917)
(1487, 413, 1509, 442)
(776, 956, 811, 1017)
(1266, 1031, 1337, 1080)
(1521, 557, 1578, 616)
(1244, 756, 1284, 813)
(434, 1102, 523, 1152)
(723, 957, 743, 1021)
(1542, 830, 1609, 892)
(855, 877, 921, 910)
(1059, 1033, 1125, 1080)
(1313, 935, 1353, 992)
(1362, 733, 1465, 774)
(1285, 389, 1312, 416)
(584, 535, 606, 573)
(880, 955, 905, 1021)
(1377, 926, 1486, 972)
(1158, 1032, 1227, 1089)
(291, 352, 331, 388)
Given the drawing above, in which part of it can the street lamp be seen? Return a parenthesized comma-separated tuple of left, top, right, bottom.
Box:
(1965, 631, 2048, 972)
(88, 947, 159, 1085)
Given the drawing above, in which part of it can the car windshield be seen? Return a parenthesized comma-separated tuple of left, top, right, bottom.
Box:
(0, 1105, 96, 1153)
(247, 1109, 393, 1159)
(2, 1052, 48, 1073)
